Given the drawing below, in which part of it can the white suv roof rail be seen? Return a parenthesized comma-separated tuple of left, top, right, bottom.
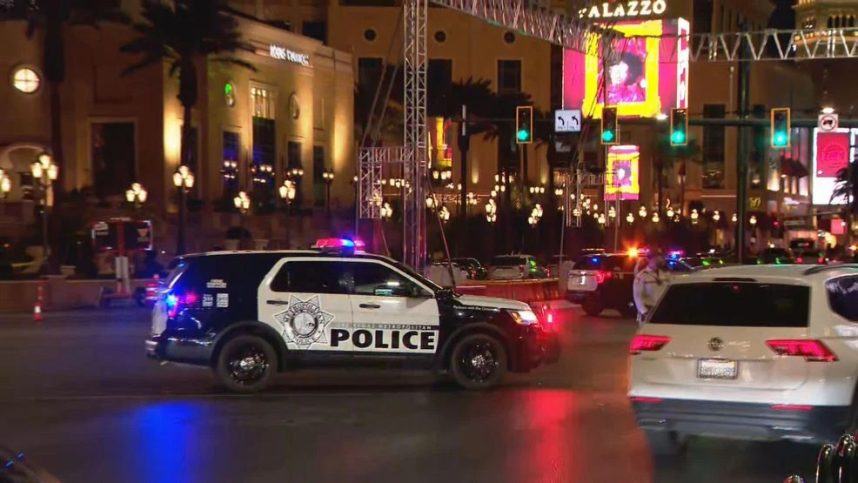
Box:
(802, 264, 858, 276)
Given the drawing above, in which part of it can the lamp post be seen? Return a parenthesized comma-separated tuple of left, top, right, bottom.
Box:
(0, 169, 11, 216)
(125, 182, 148, 211)
(172, 165, 194, 255)
(279, 180, 297, 247)
(31, 153, 58, 273)
(322, 169, 335, 213)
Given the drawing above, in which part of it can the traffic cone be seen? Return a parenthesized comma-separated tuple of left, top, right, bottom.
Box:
(33, 282, 44, 322)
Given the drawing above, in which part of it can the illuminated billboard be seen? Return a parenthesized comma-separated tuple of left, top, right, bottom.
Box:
(562, 18, 689, 119)
(813, 128, 856, 205)
(605, 145, 640, 201)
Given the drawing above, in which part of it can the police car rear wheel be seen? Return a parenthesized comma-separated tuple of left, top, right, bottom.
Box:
(581, 295, 604, 316)
(450, 334, 506, 390)
(216, 335, 277, 393)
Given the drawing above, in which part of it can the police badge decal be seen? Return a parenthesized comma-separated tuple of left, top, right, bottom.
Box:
(274, 296, 335, 349)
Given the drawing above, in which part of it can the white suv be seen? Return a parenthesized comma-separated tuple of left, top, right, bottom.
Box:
(629, 264, 858, 452)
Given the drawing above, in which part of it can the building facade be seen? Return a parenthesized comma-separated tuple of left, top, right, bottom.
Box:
(0, 3, 354, 253)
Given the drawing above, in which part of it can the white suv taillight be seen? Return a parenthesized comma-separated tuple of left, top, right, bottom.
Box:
(629, 334, 671, 355)
(765, 339, 838, 362)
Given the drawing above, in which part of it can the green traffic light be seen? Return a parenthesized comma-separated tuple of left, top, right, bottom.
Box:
(517, 129, 530, 142)
(601, 130, 615, 142)
(773, 132, 788, 146)
(671, 131, 686, 144)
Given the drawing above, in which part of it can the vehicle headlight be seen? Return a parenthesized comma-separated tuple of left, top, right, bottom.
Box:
(509, 309, 539, 325)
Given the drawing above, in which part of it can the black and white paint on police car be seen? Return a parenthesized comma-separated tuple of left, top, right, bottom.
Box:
(274, 295, 335, 349)
(273, 295, 438, 353)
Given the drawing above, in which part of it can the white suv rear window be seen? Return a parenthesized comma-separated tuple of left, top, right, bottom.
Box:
(649, 282, 810, 327)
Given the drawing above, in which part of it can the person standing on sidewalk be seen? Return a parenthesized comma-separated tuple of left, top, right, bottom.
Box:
(633, 251, 671, 325)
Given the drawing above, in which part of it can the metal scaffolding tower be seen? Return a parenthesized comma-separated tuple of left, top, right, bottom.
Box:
(402, 0, 429, 268)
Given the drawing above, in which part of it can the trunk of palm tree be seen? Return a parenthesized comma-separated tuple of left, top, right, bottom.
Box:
(48, 80, 64, 191)
(43, 6, 65, 193)
(176, 59, 198, 255)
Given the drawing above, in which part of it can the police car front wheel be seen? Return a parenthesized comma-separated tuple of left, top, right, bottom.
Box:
(450, 334, 507, 390)
(215, 335, 277, 393)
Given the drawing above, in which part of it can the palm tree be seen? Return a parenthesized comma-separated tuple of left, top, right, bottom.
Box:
(832, 165, 857, 244)
(7, 0, 128, 193)
(120, 0, 254, 174)
(430, 78, 497, 216)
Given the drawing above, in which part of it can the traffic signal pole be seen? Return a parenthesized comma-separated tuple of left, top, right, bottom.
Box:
(736, 48, 751, 264)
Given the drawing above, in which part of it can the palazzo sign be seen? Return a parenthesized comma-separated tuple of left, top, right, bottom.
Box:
(578, 0, 668, 20)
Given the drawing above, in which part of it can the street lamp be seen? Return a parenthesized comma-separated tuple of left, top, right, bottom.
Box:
(485, 198, 497, 223)
(712, 210, 721, 222)
(125, 182, 148, 210)
(322, 169, 335, 213)
(626, 212, 635, 224)
(279, 180, 297, 247)
(749, 215, 758, 226)
(172, 165, 194, 255)
(0, 169, 11, 199)
(380, 201, 393, 220)
(31, 153, 58, 273)
(233, 190, 251, 214)
(439, 205, 450, 223)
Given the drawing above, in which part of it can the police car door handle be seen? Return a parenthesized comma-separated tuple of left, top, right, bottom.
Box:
(266, 299, 289, 306)
(359, 303, 381, 309)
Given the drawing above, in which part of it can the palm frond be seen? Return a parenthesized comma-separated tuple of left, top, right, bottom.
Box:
(210, 56, 257, 72)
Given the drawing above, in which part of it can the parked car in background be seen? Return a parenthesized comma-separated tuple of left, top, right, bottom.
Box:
(682, 251, 728, 269)
(795, 249, 826, 265)
(489, 254, 549, 280)
(452, 258, 488, 280)
(757, 247, 795, 265)
(566, 252, 694, 316)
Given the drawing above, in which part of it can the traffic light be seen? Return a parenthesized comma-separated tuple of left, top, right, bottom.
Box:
(771, 107, 791, 148)
(515, 106, 533, 144)
(601, 106, 618, 145)
(670, 108, 688, 146)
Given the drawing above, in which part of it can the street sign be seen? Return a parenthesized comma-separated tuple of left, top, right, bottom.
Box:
(555, 109, 582, 133)
(818, 113, 839, 132)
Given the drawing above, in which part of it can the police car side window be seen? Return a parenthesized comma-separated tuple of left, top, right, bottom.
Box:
(271, 261, 350, 294)
(352, 262, 420, 297)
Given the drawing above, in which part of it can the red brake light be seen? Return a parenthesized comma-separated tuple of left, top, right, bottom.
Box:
(595, 270, 613, 284)
(796, 257, 803, 264)
(765, 339, 837, 362)
(630, 334, 671, 354)
(770, 404, 813, 412)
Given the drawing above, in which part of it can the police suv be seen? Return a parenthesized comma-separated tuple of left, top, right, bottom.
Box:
(146, 239, 560, 392)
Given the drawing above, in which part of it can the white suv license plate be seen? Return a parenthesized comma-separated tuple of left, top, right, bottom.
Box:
(697, 359, 738, 380)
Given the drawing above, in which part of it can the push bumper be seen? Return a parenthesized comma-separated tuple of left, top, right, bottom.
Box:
(511, 328, 560, 371)
(146, 333, 214, 365)
(632, 397, 850, 443)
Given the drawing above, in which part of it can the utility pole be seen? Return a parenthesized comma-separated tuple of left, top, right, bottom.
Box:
(458, 104, 469, 219)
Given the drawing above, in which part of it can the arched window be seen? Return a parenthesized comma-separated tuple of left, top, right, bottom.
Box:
(827, 17, 833, 28)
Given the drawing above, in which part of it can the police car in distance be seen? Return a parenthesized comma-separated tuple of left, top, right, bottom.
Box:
(146, 239, 560, 392)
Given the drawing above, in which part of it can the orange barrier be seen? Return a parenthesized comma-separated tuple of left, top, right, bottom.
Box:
(458, 278, 560, 305)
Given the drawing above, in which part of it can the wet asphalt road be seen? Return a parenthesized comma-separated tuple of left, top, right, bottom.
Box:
(0, 306, 818, 483)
